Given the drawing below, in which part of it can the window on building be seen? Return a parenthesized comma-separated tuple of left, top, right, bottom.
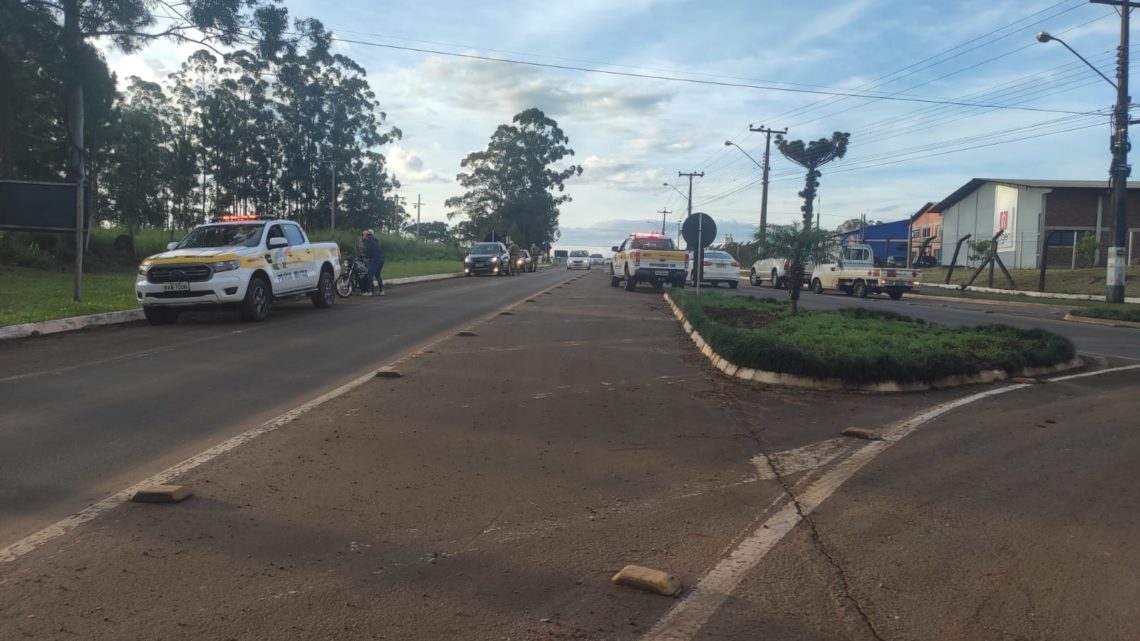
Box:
(1045, 230, 1094, 247)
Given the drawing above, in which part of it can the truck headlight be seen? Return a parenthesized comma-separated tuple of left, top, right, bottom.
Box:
(464, 256, 472, 263)
(137, 265, 149, 277)
(491, 256, 499, 263)
(210, 259, 241, 273)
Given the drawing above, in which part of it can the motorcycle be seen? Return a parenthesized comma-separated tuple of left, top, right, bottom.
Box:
(336, 255, 370, 297)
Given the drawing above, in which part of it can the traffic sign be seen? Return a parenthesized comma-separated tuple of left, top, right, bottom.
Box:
(681, 212, 717, 248)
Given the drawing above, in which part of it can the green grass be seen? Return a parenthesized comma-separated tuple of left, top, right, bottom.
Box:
(925, 265, 1140, 297)
(1068, 303, 1140, 323)
(671, 290, 1075, 385)
(0, 265, 138, 326)
(0, 261, 464, 325)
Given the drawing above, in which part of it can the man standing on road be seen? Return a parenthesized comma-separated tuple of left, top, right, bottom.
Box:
(361, 229, 385, 296)
(530, 242, 541, 267)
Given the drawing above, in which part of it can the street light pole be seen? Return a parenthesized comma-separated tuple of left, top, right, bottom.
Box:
(1040, 2, 1131, 302)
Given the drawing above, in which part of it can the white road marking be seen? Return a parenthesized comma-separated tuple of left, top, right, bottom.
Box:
(751, 437, 852, 480)
(640, 383, 1032, 641)
(0, 368, 381, 564)
(1048, 363, 1140, 382)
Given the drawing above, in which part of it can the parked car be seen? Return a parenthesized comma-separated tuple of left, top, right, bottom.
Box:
(567, 250, 592, 270)
(464, 242, 511, 276)
(913, 255, 939, 268)
(590, 253, 605, 266)
(687, 249, 740, 288)
(749, 255, 813, 288)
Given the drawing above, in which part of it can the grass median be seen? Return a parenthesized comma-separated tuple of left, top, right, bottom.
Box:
(670, 290, 1076, 385)
(1068, 303, 1140, 323)
(0, 261, 463, 326)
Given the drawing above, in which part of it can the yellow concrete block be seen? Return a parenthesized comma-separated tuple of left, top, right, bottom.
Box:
(611, 564, 682, 597)
(130, 485, 193, 504)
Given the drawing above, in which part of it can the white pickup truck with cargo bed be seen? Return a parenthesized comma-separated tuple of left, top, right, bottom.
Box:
(135, 216, 341, 325)
(809, 243, 921, 299)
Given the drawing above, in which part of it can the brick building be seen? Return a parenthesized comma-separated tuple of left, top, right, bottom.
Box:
(934, 178, 1140, 269)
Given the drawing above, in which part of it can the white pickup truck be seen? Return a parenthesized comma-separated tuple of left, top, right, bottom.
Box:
(136, 217, 341, 324)
(748, 256, 813, 288)
(809, 243, 921, 299)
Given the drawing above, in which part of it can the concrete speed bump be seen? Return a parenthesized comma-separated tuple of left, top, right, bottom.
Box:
(1011, 377, 1042, 384)
(499, 311, 515, 315)
(841, 427, 882, 441)
(375, 368, 403, 378)
(611, 564, 682, 597)
(526, 299, 537, 303)
(130, 485, 193, 504)
(457, 330, 478, 337)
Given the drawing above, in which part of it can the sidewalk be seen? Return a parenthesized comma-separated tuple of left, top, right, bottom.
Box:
(0, 272, 968, 641)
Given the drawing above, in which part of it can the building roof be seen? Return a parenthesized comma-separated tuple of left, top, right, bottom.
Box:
(909, 202, 937, 221)
(933, 178, 1140, 213)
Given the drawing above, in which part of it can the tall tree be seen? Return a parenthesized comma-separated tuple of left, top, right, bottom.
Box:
(774, 131, 850, 309)
(446, 108, 582, 246)
(775, 132, 850, 230)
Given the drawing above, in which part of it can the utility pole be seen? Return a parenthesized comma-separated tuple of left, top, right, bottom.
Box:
(413, 195, 424, 240)
(1092, 0, 1132, 303)
(657, 208, 671, 235)
(679, 171, 705, 292)
(330, 162, 337, 232)
(749, 125, 787, 241)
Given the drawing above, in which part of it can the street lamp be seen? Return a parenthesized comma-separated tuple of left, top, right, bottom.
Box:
(724, 140, 772, 240)
(1038, 16, 1130, 303)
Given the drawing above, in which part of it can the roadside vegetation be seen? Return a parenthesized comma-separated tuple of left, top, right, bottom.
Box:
(926, 265, 1140, 297)
(0, 228, 465, 326)
(670, 290, 1076, 385)
(1068, 303, 1140, 323)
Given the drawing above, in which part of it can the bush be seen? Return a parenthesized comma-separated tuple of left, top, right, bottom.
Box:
(671, 290, 1075, 384)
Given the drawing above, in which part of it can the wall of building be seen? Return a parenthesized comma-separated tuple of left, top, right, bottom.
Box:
(910, 210, 943, 263)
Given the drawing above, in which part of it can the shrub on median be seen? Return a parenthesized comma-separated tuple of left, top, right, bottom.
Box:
(670, 291, 1076, 384)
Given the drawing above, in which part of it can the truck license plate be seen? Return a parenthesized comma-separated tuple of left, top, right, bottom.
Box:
(163, 282, 190, 292)
(654, 270, 670, 276)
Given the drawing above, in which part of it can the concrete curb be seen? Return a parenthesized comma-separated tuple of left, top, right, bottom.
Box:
(0, 271, 465, 342)
(0, 309, 146, 341)
(663, 292, 1084, 393)
(922, 281, 1140, 304)
(1062, 313, 1140, 329)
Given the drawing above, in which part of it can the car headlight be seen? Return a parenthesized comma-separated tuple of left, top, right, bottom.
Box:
(464, 256, 472, 263)
(210, 259, 241, 273)
(491, 256, 499, 263)
(138, 265, 149, 277)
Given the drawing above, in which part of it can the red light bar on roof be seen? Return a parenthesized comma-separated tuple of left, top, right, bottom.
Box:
(631, 232, 665, 238)
(218, 213, 261, 222)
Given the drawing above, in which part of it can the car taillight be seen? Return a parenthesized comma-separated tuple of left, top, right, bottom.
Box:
(684, 253, 689, 268)
(731, 261, 739, 267)
(633, 251, 641, 267)
(703, 260, 712, 266)
(783, 259, 789, 270)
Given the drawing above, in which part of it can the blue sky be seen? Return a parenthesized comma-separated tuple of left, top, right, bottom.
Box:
(102, 0, 1130, 254)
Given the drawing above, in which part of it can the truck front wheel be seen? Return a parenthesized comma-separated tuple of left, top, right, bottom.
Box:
(240, 276, 272, 322)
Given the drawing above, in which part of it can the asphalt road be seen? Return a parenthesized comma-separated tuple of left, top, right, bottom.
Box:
(0, 268, 571, 549)
(2, 270, 1137, 640)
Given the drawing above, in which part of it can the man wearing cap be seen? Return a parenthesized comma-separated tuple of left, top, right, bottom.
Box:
(361, 229, 385, 296)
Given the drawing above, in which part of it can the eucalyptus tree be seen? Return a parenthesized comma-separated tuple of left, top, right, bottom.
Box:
(103, 78, 171, 235)
(446, 108, 581, 247)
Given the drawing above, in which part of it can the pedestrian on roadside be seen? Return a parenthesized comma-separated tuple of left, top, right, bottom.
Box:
(361, 229, 385, 296)
(530, 243, 541, 266)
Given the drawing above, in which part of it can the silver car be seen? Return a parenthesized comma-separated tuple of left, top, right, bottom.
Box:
(566, 249, 591, 270)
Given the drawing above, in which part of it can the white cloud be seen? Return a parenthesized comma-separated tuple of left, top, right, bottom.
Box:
(387, 146, 448, 184)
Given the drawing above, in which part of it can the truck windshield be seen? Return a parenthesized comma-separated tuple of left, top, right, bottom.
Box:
(177, 224, 265, 249)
